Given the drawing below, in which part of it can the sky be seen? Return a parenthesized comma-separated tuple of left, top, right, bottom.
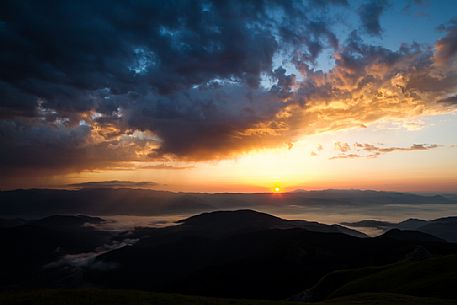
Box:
(0, 0, 456, 193)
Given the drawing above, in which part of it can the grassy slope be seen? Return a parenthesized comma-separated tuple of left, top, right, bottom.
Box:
(329, 254, 457, 300)
(303, 254, 457, 302)
(322, 293, 457, 305)
(0, 289, 456, 305)
(2, 256, 457, 304)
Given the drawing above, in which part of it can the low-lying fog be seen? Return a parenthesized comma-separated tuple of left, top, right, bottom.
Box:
(94, 203, 457, 236)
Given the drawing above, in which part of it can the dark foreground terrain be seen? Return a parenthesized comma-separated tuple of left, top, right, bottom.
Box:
(0, 289, 456, 305)
(1, 208, 457, 304)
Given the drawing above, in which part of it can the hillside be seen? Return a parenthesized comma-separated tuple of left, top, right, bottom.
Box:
(342, 217, 457, 242)
(1, 210, 457, 301)
(0, 290, 456, 305)
(306, 254, 457, 301)
(86, 210, 457, 299)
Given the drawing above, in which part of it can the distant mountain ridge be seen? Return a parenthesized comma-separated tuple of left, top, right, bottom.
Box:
(342, 216, 457, 242)
(380, 229, 446, 243)
(0, 188, 454, 216)
(30, 214, 106, 227)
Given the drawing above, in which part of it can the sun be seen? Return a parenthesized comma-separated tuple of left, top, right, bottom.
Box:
(275, 187, 280, 193)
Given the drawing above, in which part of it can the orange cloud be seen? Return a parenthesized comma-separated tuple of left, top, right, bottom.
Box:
(330, 143, 440, 160)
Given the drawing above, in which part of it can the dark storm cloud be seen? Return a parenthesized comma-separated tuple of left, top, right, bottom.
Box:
(0, 0, 328, 116)
(310, 0, 348, 7)
(357, 0, 389, 36)
(0, 0, 267, 115)
(435, 18, 457, 64)
(127, 84, 286, 159)
(0, 0, 348, 172)
(0, 119, 149, 176)
(438, 95, 457, 105)
(0, 119, 90, 173)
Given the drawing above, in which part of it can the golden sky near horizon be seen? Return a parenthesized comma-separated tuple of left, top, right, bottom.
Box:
(4, 111, 456, 193)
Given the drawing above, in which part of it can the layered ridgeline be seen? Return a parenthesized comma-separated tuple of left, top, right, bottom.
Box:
(342, 217, 457, 242)
(0, 188, 453, 216)
(1, 209, 457, 303)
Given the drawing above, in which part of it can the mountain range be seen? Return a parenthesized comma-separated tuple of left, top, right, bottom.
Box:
(2, 209, 457, 303)
(0, 188, 454, 216)
(342, 216, 457, 242)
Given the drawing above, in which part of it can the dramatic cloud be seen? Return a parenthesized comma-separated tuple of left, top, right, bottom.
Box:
(0, 0, 347, 173)
(435, 18, 457, 64)
(354, 143, 439, 153)
(438, 95, 457, 105)
(357, 0, 389, 36)
(0, 119, 156, 176)
(68, 180, 159, 189)
(280, 30, 457, 138)
(0, 0, 456, 177)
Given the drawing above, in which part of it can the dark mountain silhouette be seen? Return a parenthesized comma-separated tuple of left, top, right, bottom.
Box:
(342, 216, 457, 242)
(0, 215, 114, 287)
(0, 217, 26, 227)
(177, 209, 282, 226)
(30, 215, 106, 228)
(0, 188, 208, 216)
(0, 188, 453, 216)
(175, 209, 367, 238)
(1, 210, 456, 302)
(291, 189, 451, 204)
(396, 218, 429, 230)
(85, 210, 457, 299)
(416, 217, 457, 243)
(380, 229, 446, 243)
(340, 219, 395, 229)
